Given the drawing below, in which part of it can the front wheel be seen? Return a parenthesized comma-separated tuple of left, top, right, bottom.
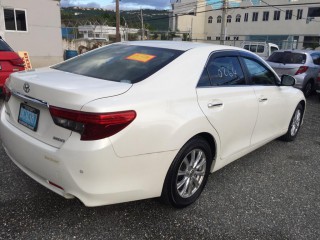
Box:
(280, 103, 303, 142)
(161, 137, 212, 208)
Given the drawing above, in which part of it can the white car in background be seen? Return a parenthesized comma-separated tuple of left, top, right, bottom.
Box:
(0, 41, 305, 208)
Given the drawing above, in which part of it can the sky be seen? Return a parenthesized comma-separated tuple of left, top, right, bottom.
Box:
(60, 0, 172, 10)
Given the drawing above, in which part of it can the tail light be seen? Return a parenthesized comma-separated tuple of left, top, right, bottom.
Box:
(2, 83, 11, 102)
(10, 58, 25, 67)
(295, 66, 308, 75)
(49, 106, 136, 141)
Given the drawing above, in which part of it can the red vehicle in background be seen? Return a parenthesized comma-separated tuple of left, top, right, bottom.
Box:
(0, 37, 25, 93)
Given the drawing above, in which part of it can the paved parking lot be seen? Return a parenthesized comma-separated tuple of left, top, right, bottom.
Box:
(0, 96, 319, 240)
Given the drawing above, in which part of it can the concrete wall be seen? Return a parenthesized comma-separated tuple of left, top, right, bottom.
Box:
(171, 0, 206, 40)
(0, 0, 63, 68)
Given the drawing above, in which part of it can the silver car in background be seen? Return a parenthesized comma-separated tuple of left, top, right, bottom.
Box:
(267, 50, 320, 97)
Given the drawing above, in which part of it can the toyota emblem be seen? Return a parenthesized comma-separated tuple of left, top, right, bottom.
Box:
(23, 83, 30, 93)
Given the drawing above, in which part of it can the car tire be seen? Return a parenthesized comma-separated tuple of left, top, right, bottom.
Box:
(161, 137, 212, 208)
(280, 103, 303, 142)
(303, 80, 313, 98)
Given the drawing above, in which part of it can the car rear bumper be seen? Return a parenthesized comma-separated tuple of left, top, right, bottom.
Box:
(0, 107, 176, 206)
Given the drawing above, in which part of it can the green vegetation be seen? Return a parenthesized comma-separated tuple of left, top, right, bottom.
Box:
(61, 8, 169, 31)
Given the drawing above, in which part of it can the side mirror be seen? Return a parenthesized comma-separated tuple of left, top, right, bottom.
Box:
(281, 74, 295, 86)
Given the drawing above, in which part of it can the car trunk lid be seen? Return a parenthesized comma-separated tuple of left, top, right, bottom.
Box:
(4, 68, 132, 148)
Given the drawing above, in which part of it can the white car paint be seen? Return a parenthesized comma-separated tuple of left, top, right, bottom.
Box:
(0, 41, 305, 207)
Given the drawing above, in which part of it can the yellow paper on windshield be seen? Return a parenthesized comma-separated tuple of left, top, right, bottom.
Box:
(126, 53, 156, 63)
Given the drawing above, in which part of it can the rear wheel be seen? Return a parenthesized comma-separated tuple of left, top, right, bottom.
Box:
(280, 103, 303, 142)
(303, 80, 313, 98)
(161, 137, 212, 208)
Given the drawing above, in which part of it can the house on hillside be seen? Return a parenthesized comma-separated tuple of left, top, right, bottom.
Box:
(0, 0, 63, 68)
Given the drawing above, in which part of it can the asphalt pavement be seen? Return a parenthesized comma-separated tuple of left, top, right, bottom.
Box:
(0, 96, 319, 240)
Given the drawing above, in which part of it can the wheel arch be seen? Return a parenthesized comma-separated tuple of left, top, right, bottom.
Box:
(186, 132, 218, 172)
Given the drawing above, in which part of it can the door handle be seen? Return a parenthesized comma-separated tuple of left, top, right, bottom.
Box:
(208, 102, 223, 108)
(259, 97, 268, 102)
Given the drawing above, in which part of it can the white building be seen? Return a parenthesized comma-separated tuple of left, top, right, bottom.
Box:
(78, 25, 140, 41)
(0, 0, 63, 67)
(170, 0, 320, 49)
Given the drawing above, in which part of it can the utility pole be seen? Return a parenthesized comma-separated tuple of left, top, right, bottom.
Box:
(220, 0, 227, 45)
(116, 0, 121, 42)
(140, 8, 144, 40)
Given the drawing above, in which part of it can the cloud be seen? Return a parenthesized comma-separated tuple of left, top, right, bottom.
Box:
(61, 0, 170, 10)
(119, 0, 170, 9)
(61, 0, 102, 8)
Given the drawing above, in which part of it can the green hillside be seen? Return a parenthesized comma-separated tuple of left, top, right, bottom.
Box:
(61, 7, 170, 31)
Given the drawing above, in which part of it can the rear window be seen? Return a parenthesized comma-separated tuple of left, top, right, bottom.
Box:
(52, 44, 183, 84)
(267, 52, 306, 64)
(0, 39, 13, 52)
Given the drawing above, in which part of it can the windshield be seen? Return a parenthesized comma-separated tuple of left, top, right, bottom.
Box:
(52, 44, 183, 84)
(0, 39, 13, 52)
(267, 52, 306, 64)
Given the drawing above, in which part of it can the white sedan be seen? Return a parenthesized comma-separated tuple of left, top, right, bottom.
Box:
(0, 41, 305, 208)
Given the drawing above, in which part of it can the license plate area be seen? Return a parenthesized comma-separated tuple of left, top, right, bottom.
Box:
(18, 103, 40, 131)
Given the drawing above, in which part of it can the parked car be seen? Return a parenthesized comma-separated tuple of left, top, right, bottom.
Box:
(0, 37, 25, 93)
(0, 41, 305, 208)
(242, 42, 279, 59)
(316, 71, 320, 101)
(267, 50, 320, 97)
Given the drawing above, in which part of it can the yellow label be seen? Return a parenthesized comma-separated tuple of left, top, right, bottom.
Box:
(18, 51, 32, 70)
(126, 53, 156, 63)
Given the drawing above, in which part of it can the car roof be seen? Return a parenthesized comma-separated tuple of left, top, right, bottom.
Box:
(118, 40, 241, 52)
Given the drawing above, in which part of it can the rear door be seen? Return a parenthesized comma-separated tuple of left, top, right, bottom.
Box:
(196, 51, 258, 159)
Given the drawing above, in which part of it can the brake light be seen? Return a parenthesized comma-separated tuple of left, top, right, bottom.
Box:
(295, 66, 308, 75)
(10, 58, 25, 67)
(2, 83, 11, 102)
(49, 106, 136, 141)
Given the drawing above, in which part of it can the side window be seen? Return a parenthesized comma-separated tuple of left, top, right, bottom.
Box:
(270, 46, 278, 54)
(257, 45, 265, 53)
(311, 53, 320, 65)
(198, 69, 211, 87)
(242, 58, 277, 85)
(206, 56, 246, 86)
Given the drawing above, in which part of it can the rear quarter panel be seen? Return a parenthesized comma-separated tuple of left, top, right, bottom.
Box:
(81, 47, 221, 159)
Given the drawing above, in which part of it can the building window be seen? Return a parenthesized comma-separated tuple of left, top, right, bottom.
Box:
(236, 14, 241, 22)
(217, 15, 222, 23)
(244, 13, 249, 22)
(207, 36, 211, 40)
(252, 12, 259, 22)
(227, 15, 232, 23)
(4, 8, 27, 31)
(263, 11, 269, 21)
(274, 10, 281, 20)
(216, 36, 221, 40)
(208, 16, 213, 24)
(297, 9, 303, 20)
(226, 36, 230, 40)
(285, 10, 293, 20)
(234, 36, 239, 41)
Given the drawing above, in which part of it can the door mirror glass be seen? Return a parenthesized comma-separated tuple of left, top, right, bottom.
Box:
(281, 74, 295, 86)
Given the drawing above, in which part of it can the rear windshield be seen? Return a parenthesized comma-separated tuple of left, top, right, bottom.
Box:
(0, 39, 13, 52)
(267, 52, 306, 64)
(52, 44, 183, 84)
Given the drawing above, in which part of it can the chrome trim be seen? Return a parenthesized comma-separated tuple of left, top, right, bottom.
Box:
(11, 91, 48, 107)
(208, 103, 223, 108)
